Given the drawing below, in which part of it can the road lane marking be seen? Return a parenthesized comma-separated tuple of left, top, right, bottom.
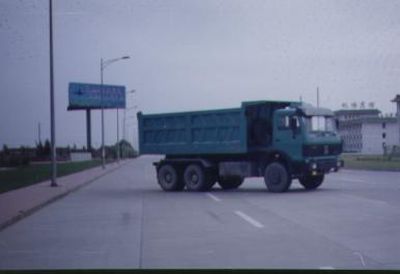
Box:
(354, 251, 366, 267)
(234, 210, 264, 228)
(339, 169, 353, 173)
(340, 194, 391, 207)
(319, 266, 335, 270)
(337, 178, 365, 183)
(206, 193, 221, 202)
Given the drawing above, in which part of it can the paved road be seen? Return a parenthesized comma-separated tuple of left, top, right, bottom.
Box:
(0, 156, 399, 269)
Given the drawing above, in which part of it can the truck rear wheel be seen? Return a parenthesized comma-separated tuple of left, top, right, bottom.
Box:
(299, 174, 324, 190)
(157, 164, 184, 191)
(218, 176, 244, 190)
(184, 164, 211, 191)
(264, 162, 291, 193)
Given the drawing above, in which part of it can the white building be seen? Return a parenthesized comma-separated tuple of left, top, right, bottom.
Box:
(335, 108, 399, 155)
(392, 94, 400, 145)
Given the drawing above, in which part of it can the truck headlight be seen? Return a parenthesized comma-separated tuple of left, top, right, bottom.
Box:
(311, 163, 317, 170)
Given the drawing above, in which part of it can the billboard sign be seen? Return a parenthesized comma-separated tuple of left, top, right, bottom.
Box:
(68, 82, 126, 110)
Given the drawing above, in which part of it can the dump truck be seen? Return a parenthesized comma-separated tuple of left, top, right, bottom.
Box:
(137, 100, 343, 192)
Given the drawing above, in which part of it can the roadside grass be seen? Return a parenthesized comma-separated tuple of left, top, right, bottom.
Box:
(0, 160, 112, 194)
(341, 154, 400, 172)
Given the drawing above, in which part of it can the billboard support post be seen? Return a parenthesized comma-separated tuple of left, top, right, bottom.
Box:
(86, 109, 91, 151)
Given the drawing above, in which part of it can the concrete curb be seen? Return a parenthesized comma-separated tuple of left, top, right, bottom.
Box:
(342, 167, 400, 172)
(0, 160, 130, 231)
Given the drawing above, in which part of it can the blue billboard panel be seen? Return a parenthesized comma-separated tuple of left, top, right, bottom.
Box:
(68, 82, 126, 110)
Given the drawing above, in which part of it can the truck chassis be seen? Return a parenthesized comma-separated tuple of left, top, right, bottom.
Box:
(154, 151, 340, 192)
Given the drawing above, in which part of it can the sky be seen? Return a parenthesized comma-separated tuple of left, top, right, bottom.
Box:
(1, 0, 400, 149)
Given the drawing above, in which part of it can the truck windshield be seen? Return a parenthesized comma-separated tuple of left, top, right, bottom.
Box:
(304, 116, 336, 134)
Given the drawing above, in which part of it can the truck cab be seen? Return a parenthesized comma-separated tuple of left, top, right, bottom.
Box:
(272, 104, 343, 189)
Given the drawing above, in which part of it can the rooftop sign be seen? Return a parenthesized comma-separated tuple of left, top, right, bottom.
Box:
(68, 82, 126, 110)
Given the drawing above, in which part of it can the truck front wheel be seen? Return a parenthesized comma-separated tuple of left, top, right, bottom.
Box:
(299, 174, 324, 190)
(218, 176, 244, 190)
(184, 164, 211, 191)
(157, 164, 184, 191)
(264, 162, 291, 193)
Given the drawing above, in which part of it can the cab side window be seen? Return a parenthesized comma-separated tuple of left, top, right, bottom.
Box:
(278, 115, 299, 130)
(278, 116, 290, 129)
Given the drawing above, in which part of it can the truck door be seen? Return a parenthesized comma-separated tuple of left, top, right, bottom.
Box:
(273, 112, 303, 160)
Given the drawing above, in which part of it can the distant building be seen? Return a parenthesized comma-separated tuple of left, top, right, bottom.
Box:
(334, 107, 399, 154)
(335, 109, 380, 122)
(391, 94, 400, 145)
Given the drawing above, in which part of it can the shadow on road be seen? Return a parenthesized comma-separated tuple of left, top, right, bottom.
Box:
(209, 186, 339, 195)
(87, 184, 339, 200)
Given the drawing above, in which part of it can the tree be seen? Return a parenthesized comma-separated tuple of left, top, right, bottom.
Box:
(20, 146, 26, 156)
(2, 144, 9, 155)
(44, 139, 51, 156)
(118, 139, 137, 158)
(36, 141, 44, 156)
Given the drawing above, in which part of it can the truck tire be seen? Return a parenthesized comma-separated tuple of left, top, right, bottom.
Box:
(299, 174, 324, 190)
(264, 162, 291, 193)
(218, 176, 244, 190)
(184, 164, 210, 191)
(157, 164, 184, 191)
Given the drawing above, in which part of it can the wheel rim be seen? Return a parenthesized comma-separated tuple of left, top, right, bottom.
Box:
(165, 173, 172, 184)
(190, 172, 199, 185)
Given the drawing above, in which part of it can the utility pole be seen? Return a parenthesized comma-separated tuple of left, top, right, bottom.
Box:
(38, 122, 41, 144)
(317, 86, 321, 130)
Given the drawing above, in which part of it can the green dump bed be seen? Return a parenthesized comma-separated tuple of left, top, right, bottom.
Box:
(138, 107, 247, 155)
(137, 101, 295, 156)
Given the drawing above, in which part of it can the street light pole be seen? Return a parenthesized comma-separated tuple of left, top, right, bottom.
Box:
(101, 58, 105, 169)
(123, 108, 126, 141)
(100, 56, 130, 168)
(117, 107, 120, 163)
(49, 0, 57, 187)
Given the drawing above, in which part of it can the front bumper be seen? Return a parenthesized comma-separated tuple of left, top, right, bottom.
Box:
(305, 158, 343, 175)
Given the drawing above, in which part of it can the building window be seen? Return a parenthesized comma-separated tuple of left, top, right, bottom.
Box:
(382, 133, 386, 139)
(382, 122, 386, 129)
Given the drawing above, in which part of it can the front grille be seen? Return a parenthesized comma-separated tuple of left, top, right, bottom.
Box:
(303, 143, 342, 157)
